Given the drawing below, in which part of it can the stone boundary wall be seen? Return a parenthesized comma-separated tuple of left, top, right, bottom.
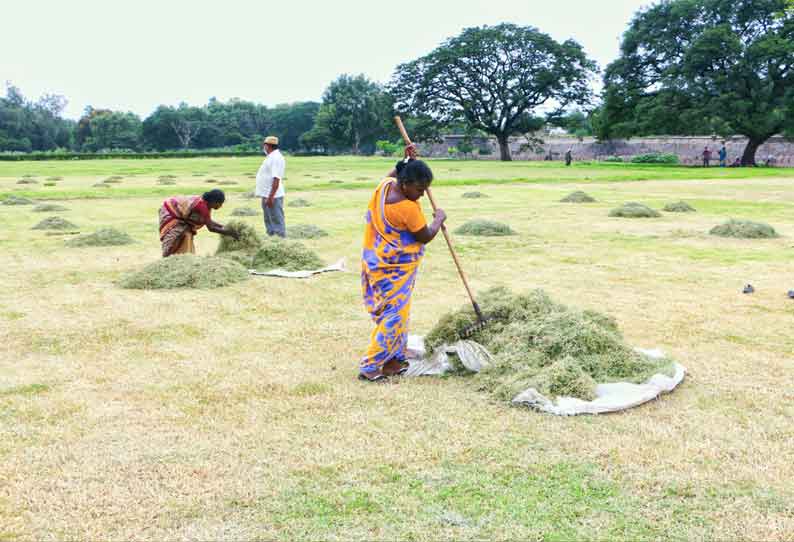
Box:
(418, 135, 794, 166)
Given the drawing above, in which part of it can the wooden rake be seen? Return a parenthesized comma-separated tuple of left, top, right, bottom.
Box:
(393, 115, 488, 338)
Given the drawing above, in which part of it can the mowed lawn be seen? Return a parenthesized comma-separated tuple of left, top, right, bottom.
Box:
(1, 158, 793, 541)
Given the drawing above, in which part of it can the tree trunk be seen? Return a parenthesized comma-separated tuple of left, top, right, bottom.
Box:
(740, 137, 765, 166)
(497, 134, 512, 161)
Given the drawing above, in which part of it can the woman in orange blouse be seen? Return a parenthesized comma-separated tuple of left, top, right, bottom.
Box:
(359, 148, 447, 382)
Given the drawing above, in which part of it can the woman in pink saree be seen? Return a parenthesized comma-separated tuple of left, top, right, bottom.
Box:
(159, 189, 238, 257)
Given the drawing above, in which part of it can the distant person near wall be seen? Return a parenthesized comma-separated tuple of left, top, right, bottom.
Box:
(564, 148, 572, 166)
(702, 146, 712, 167)
(718, 145, 727, 167)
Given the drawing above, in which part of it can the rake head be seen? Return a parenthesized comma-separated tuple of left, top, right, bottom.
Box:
(460, 302, 489, 339)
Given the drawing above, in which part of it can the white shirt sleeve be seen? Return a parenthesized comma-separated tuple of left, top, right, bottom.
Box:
(272, 155, 285, 179)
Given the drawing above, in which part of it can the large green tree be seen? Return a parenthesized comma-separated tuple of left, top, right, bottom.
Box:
(390, 24, 597, 160)
(309, 74, 393, 154)
(598, 0, 794, 165)
(77, 107, 142, 151)
(0, 84, 73, 152)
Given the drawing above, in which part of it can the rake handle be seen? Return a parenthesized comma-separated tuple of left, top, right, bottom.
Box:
(393, 115, 485, 323)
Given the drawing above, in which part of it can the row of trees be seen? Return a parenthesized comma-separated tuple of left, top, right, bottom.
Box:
(2, 0, 792, 163)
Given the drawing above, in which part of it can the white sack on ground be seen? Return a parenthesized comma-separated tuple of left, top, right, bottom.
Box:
(405, 335, 686, 416)
(249, 258, 346, 279)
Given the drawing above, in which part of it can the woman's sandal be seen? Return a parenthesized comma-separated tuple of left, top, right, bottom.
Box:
(358, 372, 389, 383)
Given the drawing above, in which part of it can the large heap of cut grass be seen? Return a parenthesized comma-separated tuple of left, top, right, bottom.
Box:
(609, 202, 661, 218)
(454, 219, 515, 236)
(288, 198, 312, 208)
(32, 203, 68, 212)
(462, 191, 489, 199)
(2, 196, 34, 205)
(287, 224, 328, 239)
(32, 216, 78, 230)
(230, 207, 259, 216)
(120, 255, 248, 289)
(560, 190, 596, 203)
(65, 228, 134, 247)
(425, 287, 675, 402)
(251, 238, 324, 271)
(710, 219, 778, 239)
(663, 201, 696, 213)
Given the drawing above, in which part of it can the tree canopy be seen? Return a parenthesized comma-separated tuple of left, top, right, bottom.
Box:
(390, 23, 597, 160)
(597, 0, 794, 164)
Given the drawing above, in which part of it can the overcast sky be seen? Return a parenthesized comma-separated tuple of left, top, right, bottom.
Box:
(1, 0, 653, 119)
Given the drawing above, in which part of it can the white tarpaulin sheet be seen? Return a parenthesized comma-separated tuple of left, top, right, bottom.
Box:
(405, 335, 686, 416)
(249, 258, 346, 279)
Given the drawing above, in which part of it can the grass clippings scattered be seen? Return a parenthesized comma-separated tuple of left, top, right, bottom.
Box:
(462, 191, 489, 199)
(425, 287, 675, 402)
(251, 238, 324, 271)
(2, 196, 34, 205)
(454, 219, 515, 236)
(216, 221, 262, 253)
(609, 202, 661, 218)
(119, 255, 249, 290)
(560, 191, 596, 203)
(16, 178, 38, 184)
(31, 216, 78, 231)
(664, 201, 696, 213)
(709, 219, 779, 239)
(287, 224, 328, 239)
(32, 203, 68, 212)
(230, 207, 259, 217)
(288, 198, 312, 208)
(65, 228, 134, 247)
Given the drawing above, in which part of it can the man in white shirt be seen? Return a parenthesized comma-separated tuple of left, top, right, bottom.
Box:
(255, 135, 287, 237)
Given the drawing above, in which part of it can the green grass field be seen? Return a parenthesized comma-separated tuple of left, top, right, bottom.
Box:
(1, 157, 793, 540)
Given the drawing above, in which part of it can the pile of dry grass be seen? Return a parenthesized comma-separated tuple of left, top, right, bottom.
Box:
(251, 239, 324, 271)
(2, 196, 34, 205)
(119, 255, 249, 289)
(710, 219, 778, 239)
(216, 221, 262, 253)
(17, 178, 38, 184)
(46, 176, 63, 181)
(609, 202, 661, 218)
(31, 216, 78, 230)
(287, 224, 328, 239)
(92, 183, 111, 189)
(32, 203, 68, 212)
(664, 201, 696, 212)
(425, 287, 675, 401)
(454, 219, 515, 236)
(205, 179, 218, 183)
(288, 198, 312, 208)
(560, 191, 596, 203)
(230, 207, 259, 217)
(44, 182, 56, 187)
(157, 178, 176, 185)
(103, 176, 123, 184)
(218, 180, 238, 185)
(462, 191, 489, 199)
(65, 228, 134, 247)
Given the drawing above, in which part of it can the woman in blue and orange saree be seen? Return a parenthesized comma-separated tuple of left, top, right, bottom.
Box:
(359, 152, 447, 382)
(159, 189, 238, 257)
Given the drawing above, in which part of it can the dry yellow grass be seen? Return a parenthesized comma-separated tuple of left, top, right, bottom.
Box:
(0, 164, 793, 540)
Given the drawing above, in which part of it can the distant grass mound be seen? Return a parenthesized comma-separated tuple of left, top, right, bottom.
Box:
(251, 239, 324, 271)
(92, 183, 111, 188)
(46, 176, 63, 181)
(710, 219, 779, 239)
(288, 198, 312, 207)
(66, 228, 134, 247)
(287, 224, 328, 239)
(16, 178, 38, 184)
(205, 179, 218, 183)
(32, 203, 68, 212)
(44, 182, 56, 187)
(120, 255, 248, 290)
(32, 216, 78, 230)
(455, 219, 515, 236)
(2, 196, 34, 205)
(425, 287, 675, 402)
(560, 191, 596, 203)
(329, 180, 343, 184)
(230, 207, 259, 216)
(216, 221, 262, 253)
(462, 191, 488, 199)
(241, 190, 256, 199)
(609, 202, 661, 218)
(157, 178, 176, 185)
(218, 180, 238, 185)
(663, 201, 696, 213)
(103, 176, 123, 184)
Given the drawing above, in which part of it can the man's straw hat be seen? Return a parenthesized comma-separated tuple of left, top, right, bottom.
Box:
(264, 136, 279, 145)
